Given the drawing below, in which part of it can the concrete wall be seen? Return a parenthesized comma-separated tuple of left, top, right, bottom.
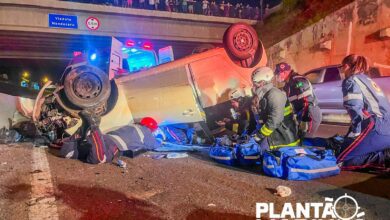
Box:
(267, 0, 390, 76)
(264, 2, 283, 19)
(0, 0, 257, 43)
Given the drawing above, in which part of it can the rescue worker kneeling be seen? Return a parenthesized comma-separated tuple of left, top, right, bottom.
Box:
(338, 55, 390, 170)
(215, 88, 256, 137)
(250, 67, 299, 151)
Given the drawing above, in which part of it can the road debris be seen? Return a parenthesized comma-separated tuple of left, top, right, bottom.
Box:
(166, 153, 188, 159)
(30, 169, 43, 174)
(34, 145, 48, 149)
(150, 154, 166, 160)
(274, 185, 292, 197)
(117, 159, 127, 168)
(0, 128, 22, 144)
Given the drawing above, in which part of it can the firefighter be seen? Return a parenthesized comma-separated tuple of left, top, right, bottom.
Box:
(274, 62, 322, 138)
(251, 67, 299, 151)
(337, 54, 390, 170)
(215, 88, 256, 136)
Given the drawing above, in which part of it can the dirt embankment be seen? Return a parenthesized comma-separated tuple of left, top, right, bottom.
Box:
(259, 0, 354, 48)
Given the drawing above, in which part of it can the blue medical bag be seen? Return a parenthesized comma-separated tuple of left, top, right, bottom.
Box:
(263, 147, 340, 180)
(236, 139, 261, 166)
(209, 145, 237, 166)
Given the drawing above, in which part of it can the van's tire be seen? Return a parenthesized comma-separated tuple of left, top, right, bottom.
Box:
(237, 40, 264, 68)
(63, 65, 111, 109)
(223, 23, 259, 60)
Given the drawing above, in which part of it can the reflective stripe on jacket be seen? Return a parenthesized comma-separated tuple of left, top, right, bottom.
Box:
(106, 124, 160, 151)
(255, 85, 299, 147)
(342, 74, 390, 134)
(283, 73, 318, 122)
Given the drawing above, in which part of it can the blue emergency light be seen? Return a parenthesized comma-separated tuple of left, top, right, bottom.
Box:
(90, 53, 97, 61)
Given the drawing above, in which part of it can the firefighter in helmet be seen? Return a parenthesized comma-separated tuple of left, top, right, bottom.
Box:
(215, 88, 256, 136)
(251, 66, 299, 150)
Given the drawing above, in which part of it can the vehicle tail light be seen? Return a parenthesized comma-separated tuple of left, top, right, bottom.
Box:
(142, 42, 153, 50)
(73, 51, 82, 57)
(126, 40, 135, 47)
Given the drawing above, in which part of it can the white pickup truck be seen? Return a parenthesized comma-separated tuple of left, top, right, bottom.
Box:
(304, 65, 390, 124)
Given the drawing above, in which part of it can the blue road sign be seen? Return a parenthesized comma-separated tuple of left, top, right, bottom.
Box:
(48, 13, 78, 29)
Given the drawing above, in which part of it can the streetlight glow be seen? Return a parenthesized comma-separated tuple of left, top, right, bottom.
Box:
(22, 71, 30, 78)
(42, 76, 49, 83)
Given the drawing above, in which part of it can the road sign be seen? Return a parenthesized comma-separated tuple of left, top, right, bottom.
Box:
(86, 17, 100, 30)
(48, 14, 78, 29)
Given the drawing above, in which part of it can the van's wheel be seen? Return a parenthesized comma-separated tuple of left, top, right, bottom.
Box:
(223, 23, 259, 60)
(63, 65, 111, 110)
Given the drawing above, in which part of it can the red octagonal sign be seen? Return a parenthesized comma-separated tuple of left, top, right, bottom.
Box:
(86, 17, 100, 30)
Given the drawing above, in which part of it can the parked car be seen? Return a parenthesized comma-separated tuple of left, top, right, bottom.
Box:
(304, 65, 390, 124)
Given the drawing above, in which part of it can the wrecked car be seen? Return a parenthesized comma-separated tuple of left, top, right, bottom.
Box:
(2, 23, 266, 142)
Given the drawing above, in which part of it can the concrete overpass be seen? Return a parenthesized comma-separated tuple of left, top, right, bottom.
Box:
(0, 0, 258, 60)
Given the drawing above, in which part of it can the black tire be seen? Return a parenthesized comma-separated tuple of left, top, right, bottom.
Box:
(238, 40, 264, 68)
(223, 23, 259, 60)
(63, 65, 111, 109)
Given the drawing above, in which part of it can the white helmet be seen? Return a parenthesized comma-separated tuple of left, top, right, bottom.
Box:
(251, 67, 274, 84)
(229, 88, 246, 100)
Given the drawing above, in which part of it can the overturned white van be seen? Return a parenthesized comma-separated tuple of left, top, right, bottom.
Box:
(35, 23, 268, 138)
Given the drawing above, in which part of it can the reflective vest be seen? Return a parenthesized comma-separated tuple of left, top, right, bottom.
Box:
(283, 73, 318, 122)
(256, 86, 299, 147)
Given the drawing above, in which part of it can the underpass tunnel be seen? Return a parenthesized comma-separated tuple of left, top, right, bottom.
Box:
(0, 30, 214, 93)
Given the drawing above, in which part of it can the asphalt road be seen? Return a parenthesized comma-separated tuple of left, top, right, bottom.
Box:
(0, 124, 389, 220)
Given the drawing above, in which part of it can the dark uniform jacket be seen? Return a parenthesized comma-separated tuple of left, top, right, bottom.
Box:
(225, 97, 257, 135)
(338, 73, 390, 167)
(105, 124, 160, 151)
(342, 73, 390, 135)
(283, 72, 318, 122)
(254, 83, 299, 148)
